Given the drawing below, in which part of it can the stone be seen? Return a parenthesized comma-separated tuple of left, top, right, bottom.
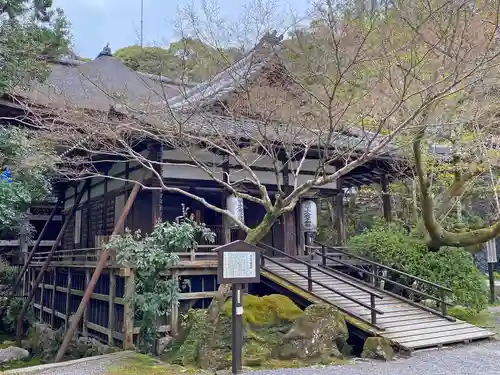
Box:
(156, 335, 173, 355)
(0, 346, 29, 364)
(28, 323, 55, 355)
(361, 337, 394, 361)
(279, 304, 347, 360)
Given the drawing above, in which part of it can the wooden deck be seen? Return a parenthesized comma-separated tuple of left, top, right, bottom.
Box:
(263, 262, 495, 351)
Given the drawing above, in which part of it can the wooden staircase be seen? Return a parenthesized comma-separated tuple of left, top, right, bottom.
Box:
(258, 243, 495, 352)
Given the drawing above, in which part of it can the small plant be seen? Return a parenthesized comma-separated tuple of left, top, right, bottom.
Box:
(107, 213, 215, 354)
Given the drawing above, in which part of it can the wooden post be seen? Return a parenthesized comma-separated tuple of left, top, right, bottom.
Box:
(123, 269, 135, 350)
(50, 268, 57, 327)
(170, 270, 179, 335)
(55, 182, 142, 362)
(82, 268, 90, 337)
(335, 190, 346, 246)
(381, 174, 392, 223)
(39, 270, 44, 321)
(108, 270, 116, 345)
(64, 268, 72, 331)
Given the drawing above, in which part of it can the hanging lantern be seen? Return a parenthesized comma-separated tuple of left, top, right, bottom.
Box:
(226, 194, 245, 227)
(301, 200, 317, 232)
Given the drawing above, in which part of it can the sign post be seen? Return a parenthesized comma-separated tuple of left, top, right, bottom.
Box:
(486, 238, 497, 304)
(217, 241, 261, 375)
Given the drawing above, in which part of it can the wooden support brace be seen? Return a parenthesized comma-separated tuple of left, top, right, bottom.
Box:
(55, 182, 142, 362)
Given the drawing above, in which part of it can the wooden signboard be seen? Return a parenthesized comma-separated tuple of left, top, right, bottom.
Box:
(215, 240, 261, 374)
(217, 240, 261, 285)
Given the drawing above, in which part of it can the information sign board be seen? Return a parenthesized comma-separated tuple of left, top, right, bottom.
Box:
(217, 240, 261, 284)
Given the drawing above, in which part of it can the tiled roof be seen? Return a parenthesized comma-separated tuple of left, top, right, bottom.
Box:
(13, 55, 182, 112)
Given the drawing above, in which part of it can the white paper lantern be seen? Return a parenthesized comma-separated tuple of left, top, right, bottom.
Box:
(226, 194, 245, 227)
(301, 200, 317, 232)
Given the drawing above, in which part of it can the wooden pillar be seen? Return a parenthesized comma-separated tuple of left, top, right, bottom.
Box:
(64, 268, 72, 331)
(108, 270, 116, 345)
(335, 190, 346, 246)
(82, 268, 90, 337)
(281, 158, 298, 255)
(123, 268, 135, 350)
(381, 175, 392, 223)
(50, 268, 57, 327)
(39, 270, 44, 321)
(170, 270, 179, 335)
(221, 155, 231, 244)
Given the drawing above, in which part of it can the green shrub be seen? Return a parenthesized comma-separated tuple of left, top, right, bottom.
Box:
(348, 222, 488, 311)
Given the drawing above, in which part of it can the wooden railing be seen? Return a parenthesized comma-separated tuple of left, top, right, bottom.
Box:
(313, 242, 455, 321)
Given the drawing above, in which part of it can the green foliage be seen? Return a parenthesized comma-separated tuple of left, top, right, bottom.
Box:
(109, 216, 215, 354)
(221, 294, 303, 326)
(0, 127, 54, 230)
(114, 38, 241, 81)
(0, 1, 71, 94)
(348, 222, 488, 311)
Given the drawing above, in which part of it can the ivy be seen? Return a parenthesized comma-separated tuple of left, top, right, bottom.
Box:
(107, 214, 215, 354)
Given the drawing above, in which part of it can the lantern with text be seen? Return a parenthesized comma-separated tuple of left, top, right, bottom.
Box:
(486, 238, 498, 303)
(301, 200, 318, 232)
(226, 194, 245, 228)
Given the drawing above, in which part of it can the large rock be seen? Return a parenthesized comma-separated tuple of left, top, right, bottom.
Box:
(361, 337, 394, 361)
(26, 323, 55, 355)
(0, 346, 29, 364)
(156, 335, 173, 355)
(279, 304, 347, 361)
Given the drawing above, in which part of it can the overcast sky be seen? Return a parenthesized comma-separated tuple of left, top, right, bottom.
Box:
(53, 0, 313, 59)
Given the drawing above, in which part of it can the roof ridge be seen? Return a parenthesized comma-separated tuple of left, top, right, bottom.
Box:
(167, 32, 283, 110)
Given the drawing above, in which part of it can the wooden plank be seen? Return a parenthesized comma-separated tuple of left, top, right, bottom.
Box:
(403, 330, 493, 349)
(396, 326, 489, 344)
(385, 323, 476, 339)
(39, 270, 45, 321)
(384, 320, 458, 333)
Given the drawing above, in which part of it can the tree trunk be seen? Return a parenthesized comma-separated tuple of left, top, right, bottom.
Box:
(413, 132, 500, 250)
(199, 212, 278, 369)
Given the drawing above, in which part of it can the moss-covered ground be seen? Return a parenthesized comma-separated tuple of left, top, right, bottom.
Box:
(105, 353, 208, 375)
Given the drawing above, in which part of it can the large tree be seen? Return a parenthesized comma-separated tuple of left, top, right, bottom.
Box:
(114, 38, 242, 81)
(40, 0, 500, 345)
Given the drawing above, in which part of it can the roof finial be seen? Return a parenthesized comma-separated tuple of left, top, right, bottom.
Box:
(97, 43, 112, 58)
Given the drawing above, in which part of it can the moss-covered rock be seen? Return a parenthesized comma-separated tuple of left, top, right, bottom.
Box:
(279, 304, 347, 361)
(361, 337, 394, 361)
(221, 294, 303, 326)
(166, 296, 353, 371)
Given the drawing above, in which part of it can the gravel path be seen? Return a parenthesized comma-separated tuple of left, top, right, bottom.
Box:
(4, 352, 133, 375)
(7, 341, 500, 375)
(249, 340, 500, 375)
